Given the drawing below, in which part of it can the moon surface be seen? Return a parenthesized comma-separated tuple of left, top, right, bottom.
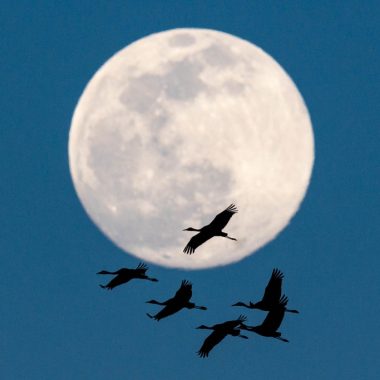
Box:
(69, 28, 314, 269)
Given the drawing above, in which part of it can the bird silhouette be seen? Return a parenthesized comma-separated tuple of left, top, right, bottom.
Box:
(146, 280, 207, 321)
(196, 315, 248, 358)
(240, 295, 290, 342)
(183, 204, 238, 254)
(97, 262, 158, 290)
(232, 268, 299, 313)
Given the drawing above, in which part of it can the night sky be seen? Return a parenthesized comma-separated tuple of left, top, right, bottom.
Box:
(2, 1, 379, 379)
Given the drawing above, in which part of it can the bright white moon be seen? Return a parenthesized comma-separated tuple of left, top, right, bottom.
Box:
(69, 28, 314, 269)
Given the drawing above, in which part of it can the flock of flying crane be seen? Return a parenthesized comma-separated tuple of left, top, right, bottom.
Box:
(97, 204, 299, 358)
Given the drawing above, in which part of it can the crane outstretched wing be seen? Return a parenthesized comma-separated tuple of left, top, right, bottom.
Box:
(174, 280, 192, 301)
(183, 232, 212, 254)
(197, 330, 227, 358)
(261, 268, 284, 306)
(135, 262, 148, 274)
(260, 295, 287, 332)
(208, 204, 238, 230)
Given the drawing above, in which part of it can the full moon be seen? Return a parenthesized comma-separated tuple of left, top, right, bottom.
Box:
(69, 28, 314, 269)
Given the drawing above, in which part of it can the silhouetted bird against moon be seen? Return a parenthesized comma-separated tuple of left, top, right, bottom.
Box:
(146, 280, 207, 321)
(183, 204, 238, 254)
(232, 268, 299, 313)
(196, 315, 248, 358)
(240, 295, 290, 342)
(97, 262, 158, 290)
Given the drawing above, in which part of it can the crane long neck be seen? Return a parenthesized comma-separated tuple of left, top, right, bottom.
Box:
(233, 302, 253, 308)
(98, 270, 118, 275)
(148, 300, 166, 305)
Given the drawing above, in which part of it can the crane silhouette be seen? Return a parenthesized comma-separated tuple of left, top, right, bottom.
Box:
(232, 268, 299, 313)
(183, 204, 238, 254)
(146, 280, 207, 321)
(240, 295, 290, 342)
(97, 262, 158, 290)
(196, 315, 248, 358)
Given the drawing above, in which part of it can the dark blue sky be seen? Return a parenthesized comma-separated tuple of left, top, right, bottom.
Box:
(2, 1, 379, 379)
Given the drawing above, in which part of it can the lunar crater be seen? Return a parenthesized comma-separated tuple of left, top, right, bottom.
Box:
(200, 43, 238, 67)
(168, 33, 196, 47)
